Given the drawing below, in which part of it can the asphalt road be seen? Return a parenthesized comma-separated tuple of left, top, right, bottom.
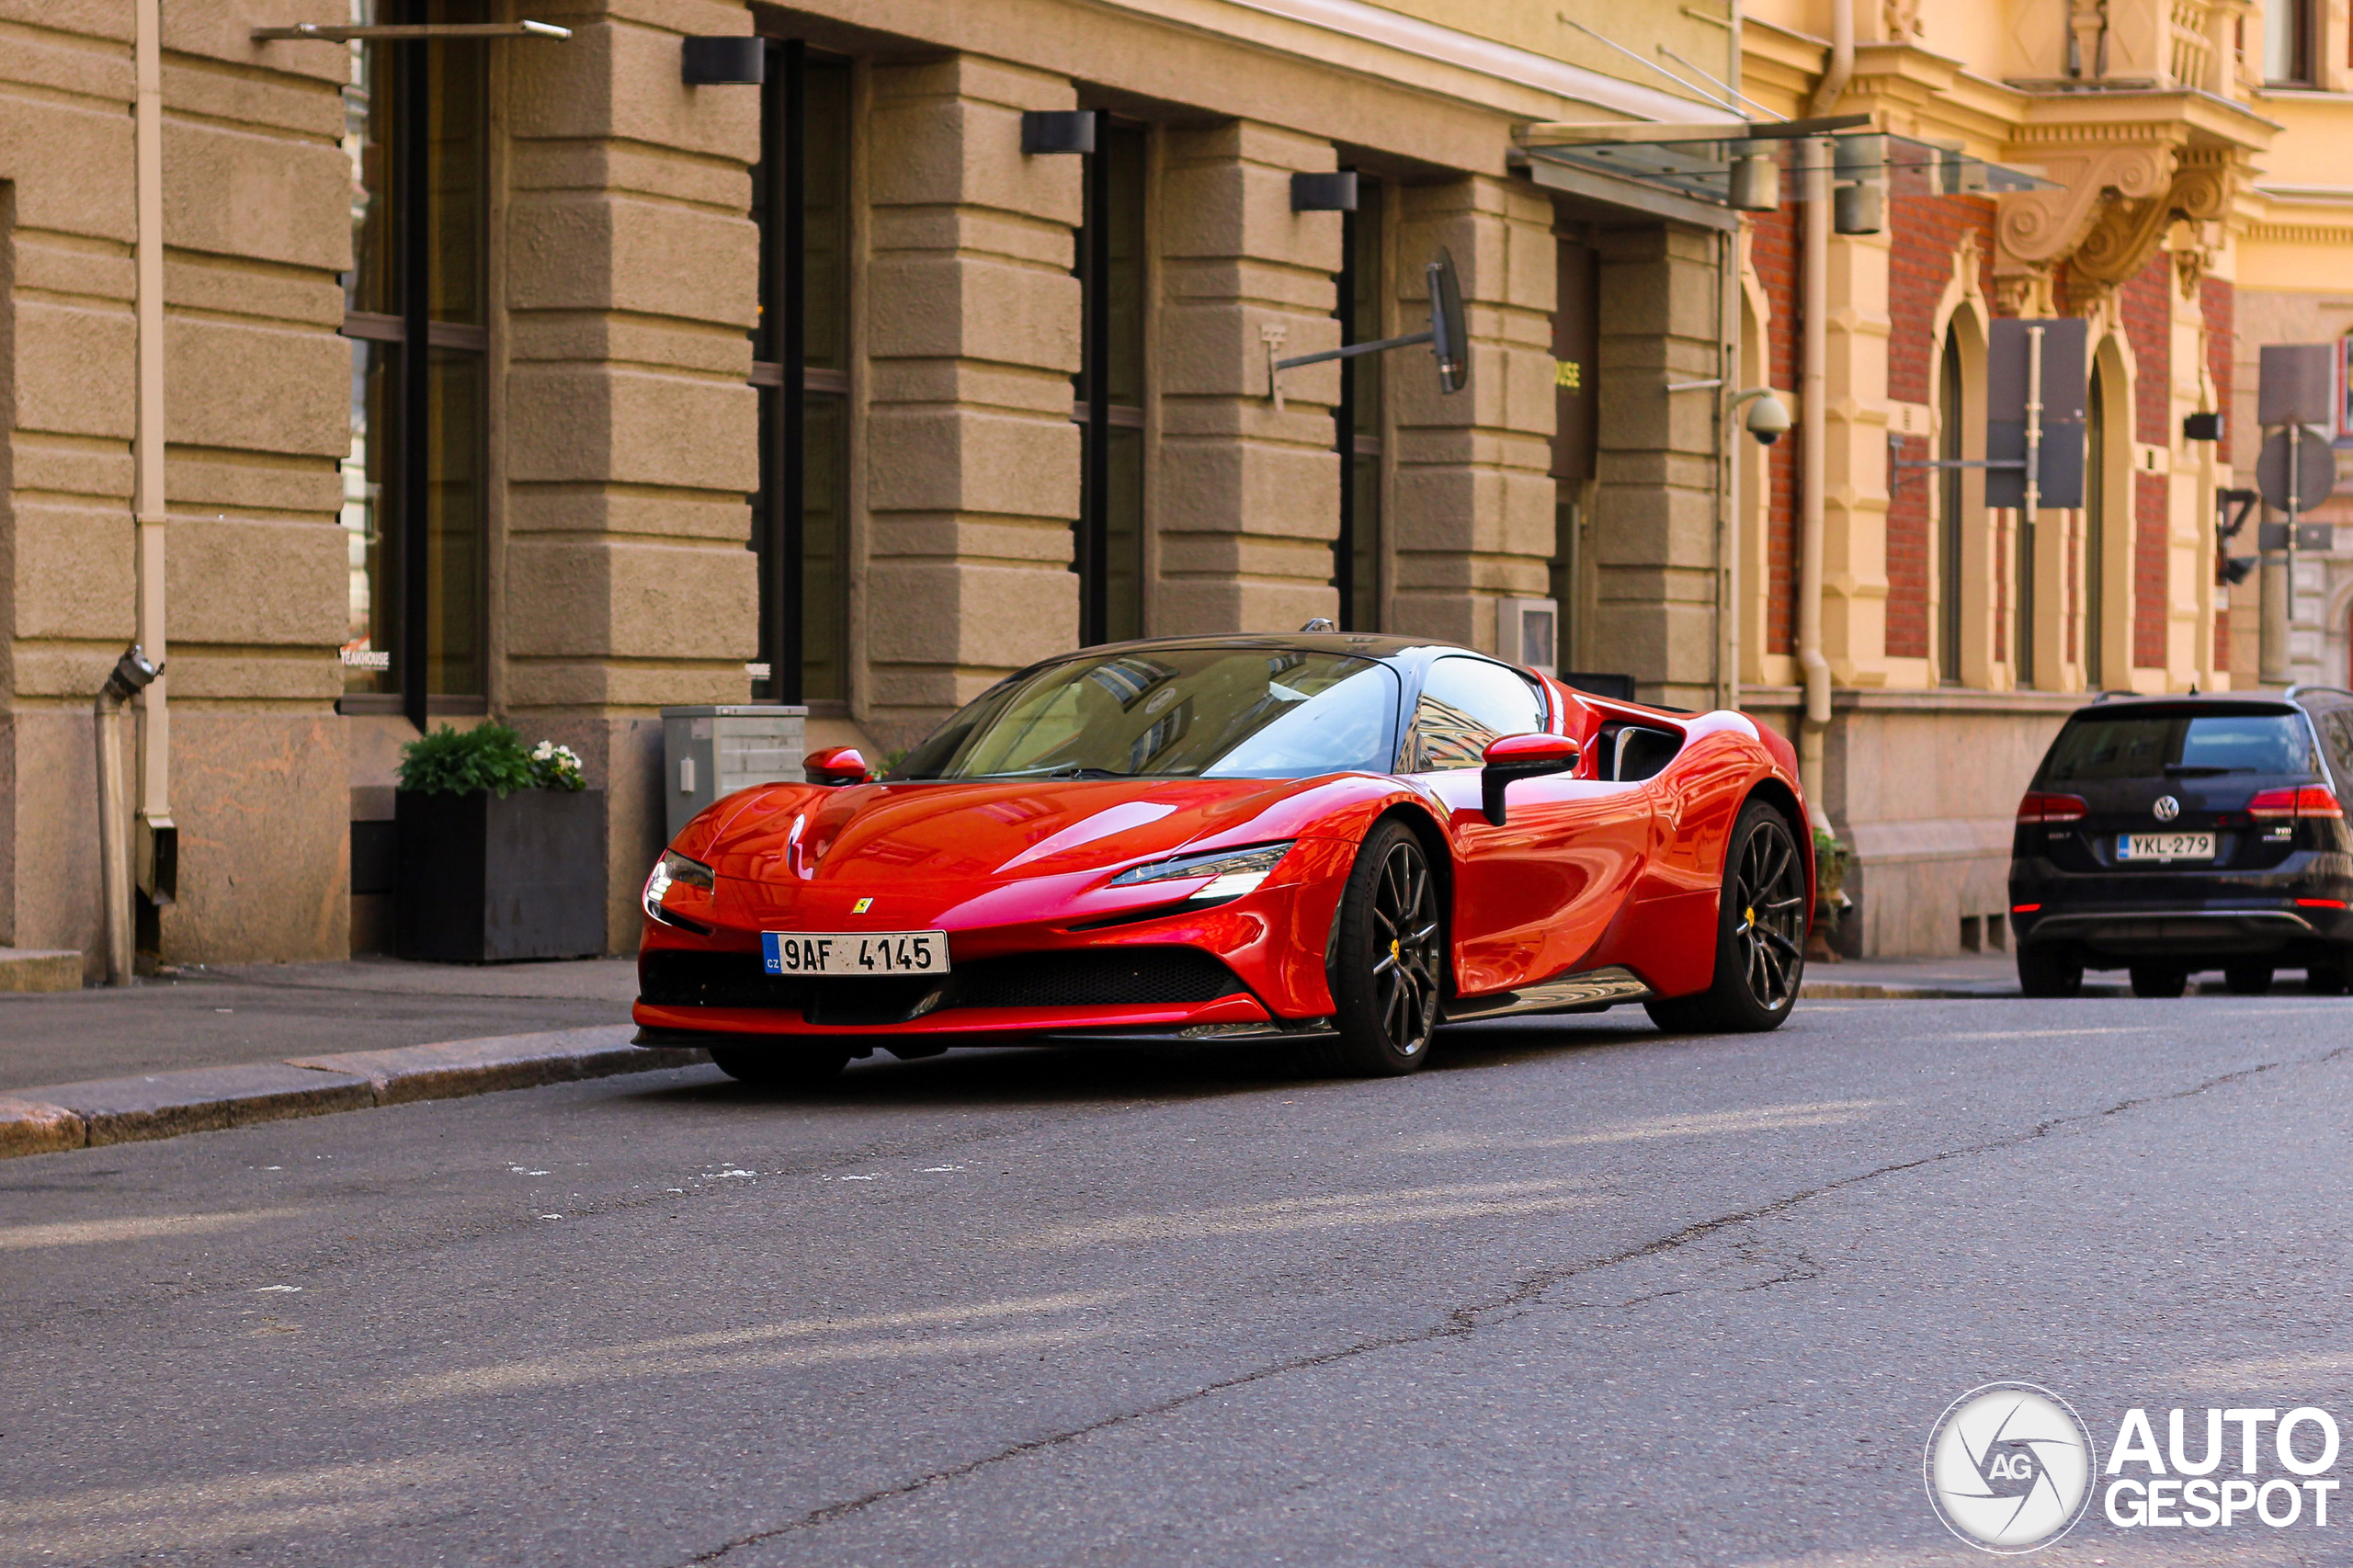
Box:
(5, 995, 2352, 1566)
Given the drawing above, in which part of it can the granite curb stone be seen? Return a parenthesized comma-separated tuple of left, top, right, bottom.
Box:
(286, 1027, 703, 1104)
(0, 949, 82, 993)
(43, 1063, 378, 1146)
(0, 1097, 87, 1157)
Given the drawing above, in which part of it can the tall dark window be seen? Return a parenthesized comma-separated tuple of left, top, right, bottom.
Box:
(752, 42, 852, 705)
(1335, 175, 1383, 631)
(2266, 0, 2314, 82)
(1938, 324, 1964, 681)
(1551, 231, 1599, 665)
(2018, 506, 2037, 687)
(340, 0, 488, 727)
(1074, 116, 1146, 646)
(2085, 370, 2108, 687)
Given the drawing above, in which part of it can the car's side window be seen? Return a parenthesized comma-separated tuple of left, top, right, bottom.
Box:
(1412, 657, 1546, 771)
(1597, 722, 1682, 781)
(2320, 710, 2353, 788)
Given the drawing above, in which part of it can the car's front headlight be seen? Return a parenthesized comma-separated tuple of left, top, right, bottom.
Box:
(642, 849, 714, 926)
(1109, 841, 1293, 901)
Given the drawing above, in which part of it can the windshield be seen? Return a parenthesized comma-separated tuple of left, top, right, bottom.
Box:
(2039, 710, 2314, 783)
(891, 647, 1402, 781)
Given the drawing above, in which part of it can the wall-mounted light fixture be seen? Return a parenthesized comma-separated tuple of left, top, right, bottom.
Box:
(1021, 110, 1096, 155)
(682, 36, 763, 85)
(252, 19, 571, 40)
(2184, 411, 2224, 442)
(1290, 171, 1358, 211)
(1726, 150, 1779, 212)
(1832, 134, 1885, 234)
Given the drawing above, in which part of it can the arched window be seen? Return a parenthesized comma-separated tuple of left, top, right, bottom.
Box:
(1938, 323, 1964, 680)
(2339, 330, 2353, 437)
(2086, 370, 2107, 687)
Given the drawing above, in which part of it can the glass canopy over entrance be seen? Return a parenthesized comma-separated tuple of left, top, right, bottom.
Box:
(1517, 117, 2059, 207)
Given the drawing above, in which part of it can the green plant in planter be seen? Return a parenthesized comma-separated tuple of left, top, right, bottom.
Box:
(398, 722, 585, 797)
(1812, 829, 1850, 895)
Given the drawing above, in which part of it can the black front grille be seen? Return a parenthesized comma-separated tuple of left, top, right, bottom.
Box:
(639, 949, 801, 1009)
(955, 949, 1245, 1008)
(638, 945, 1245, 1024)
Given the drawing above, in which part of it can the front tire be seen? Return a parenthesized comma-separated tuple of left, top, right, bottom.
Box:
(1317, 821, 1444, 1076)
(1643, 800, 1806, 1034)
(708, 1044, 853, 1088)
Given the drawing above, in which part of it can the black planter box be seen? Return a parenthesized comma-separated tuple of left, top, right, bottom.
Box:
(394, 789, 608, 963)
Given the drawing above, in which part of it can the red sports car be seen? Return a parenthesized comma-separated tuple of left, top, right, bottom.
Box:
(632, 633, 1813, 1084)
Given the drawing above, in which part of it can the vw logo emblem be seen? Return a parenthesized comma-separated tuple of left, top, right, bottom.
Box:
(2153, 795, 2181, 822)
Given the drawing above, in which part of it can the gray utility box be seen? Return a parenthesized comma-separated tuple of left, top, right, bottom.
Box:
(661, 706, 808, 840)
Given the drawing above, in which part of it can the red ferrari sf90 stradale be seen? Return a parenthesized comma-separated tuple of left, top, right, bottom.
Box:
(631, 633, 1813, 1084)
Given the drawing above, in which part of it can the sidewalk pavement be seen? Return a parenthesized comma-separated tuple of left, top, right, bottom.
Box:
(1797, 951, 2341, 998)
(0, 956, 702, 1161)
(0, 955, 640, 1093)
(1800, 953, 2033, 999)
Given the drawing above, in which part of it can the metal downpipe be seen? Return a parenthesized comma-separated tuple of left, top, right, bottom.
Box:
(1808, 0, 1854, 117)
(1797, 139, 1834, 834)
(95, 648, 161, 985)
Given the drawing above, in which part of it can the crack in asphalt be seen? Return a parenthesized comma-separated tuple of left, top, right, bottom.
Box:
(673, 1045, 2340, 1566)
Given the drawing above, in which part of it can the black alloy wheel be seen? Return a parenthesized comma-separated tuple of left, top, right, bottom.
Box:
(709, 1044, 853, 1089)
(1319, 821, 1444, 1075)
(2129, 962, 2188, 999)
(2018, 944, 2085, 998)
(1645, 800, 1807, 1033)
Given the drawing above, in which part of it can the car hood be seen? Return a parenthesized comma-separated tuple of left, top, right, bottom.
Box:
(686, 774, 1386, 889)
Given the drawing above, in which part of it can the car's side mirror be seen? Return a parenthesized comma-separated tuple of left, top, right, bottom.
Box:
(805, 746, 869, 786)
(1479, 733, 1579, 826)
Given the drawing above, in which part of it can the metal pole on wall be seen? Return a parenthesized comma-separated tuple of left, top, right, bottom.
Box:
(2021, 323, 2043, 688)
(131, 0, 173, 943)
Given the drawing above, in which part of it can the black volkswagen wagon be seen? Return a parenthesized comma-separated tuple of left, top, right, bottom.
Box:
(2009, 689, 2353, 997)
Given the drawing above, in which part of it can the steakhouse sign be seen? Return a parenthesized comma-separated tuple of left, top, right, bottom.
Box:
(1926, 1385, 2344, 1553)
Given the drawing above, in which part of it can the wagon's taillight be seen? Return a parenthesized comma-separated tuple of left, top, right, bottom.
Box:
(2017, 791, 2086, 824)
(2248, 786, 2343, 820)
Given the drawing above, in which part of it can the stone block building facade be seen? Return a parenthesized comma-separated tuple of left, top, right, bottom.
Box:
(0, 0, 1750, 972)
(9, 0, 2349, 974)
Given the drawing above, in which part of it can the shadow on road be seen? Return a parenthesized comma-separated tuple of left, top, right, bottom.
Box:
(620, 1011, 1672, 1112)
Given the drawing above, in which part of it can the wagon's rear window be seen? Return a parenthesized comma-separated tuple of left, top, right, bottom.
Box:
(2038, 710, 2313, 782)
(891, 647, 1400, 781)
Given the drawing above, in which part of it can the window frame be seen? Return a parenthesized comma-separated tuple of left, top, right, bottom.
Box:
(1335, 172, 1385, 631)
(336, 4, 492, 727)
(750, 39, 854, 708)
(1074, 113, 1148, 647)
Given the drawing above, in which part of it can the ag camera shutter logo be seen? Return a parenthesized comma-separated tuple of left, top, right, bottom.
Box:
(1925, 1382, 2096, 1552)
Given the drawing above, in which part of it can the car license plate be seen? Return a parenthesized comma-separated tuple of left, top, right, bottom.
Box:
(761, 930, 950, 975)
(2118, 832, 2214, 862)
